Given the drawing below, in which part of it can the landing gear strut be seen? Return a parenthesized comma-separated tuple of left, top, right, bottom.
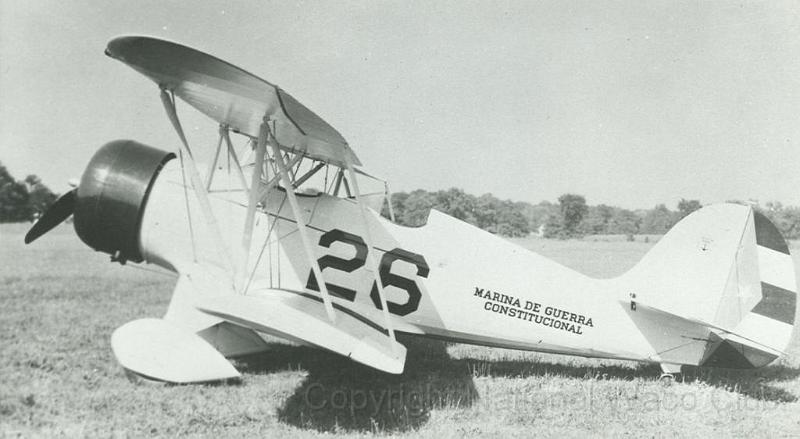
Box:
(659, 363, 682, 384)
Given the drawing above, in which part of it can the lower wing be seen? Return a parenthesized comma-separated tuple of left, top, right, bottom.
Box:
(196, 289, 407, 374)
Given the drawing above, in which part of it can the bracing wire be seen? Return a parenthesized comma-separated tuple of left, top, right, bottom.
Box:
(244, 195, 287, 293)
(177, 148, 198, 262)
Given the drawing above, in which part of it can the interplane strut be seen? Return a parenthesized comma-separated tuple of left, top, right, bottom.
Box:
(159, 89, 234, 277)
(268, 131, 338, 324)
(240, 119, 269, 289)
(346, 164, 399, 351)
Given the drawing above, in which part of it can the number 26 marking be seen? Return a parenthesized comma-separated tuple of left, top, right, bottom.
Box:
(305, 229, 430, 316)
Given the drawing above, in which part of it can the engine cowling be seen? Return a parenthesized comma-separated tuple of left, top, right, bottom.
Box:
(73, 140, 174, 263)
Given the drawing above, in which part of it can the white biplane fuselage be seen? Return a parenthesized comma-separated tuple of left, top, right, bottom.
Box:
(144, 160, 621, 359)
(25, 36, 796, 383)
(141, 159, 793, 372)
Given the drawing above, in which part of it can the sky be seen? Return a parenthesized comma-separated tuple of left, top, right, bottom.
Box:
(2, 1, 800, 210)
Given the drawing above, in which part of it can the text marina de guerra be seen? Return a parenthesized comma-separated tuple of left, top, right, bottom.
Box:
(474, 287, 594, 335)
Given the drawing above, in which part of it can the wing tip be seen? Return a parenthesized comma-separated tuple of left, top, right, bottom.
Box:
(111, 318, 241, 384)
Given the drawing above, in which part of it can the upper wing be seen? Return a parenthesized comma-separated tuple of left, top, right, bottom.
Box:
(105, 36, 360, 167)
(196, 289, 407, 374)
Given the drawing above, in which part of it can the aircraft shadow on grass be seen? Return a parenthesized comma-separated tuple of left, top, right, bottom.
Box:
(235, 336, 479, 432)
(234, 336, 800, 433)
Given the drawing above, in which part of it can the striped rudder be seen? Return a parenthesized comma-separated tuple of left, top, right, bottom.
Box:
(618, 204, 796, 369)
(702, 210, 797, 368)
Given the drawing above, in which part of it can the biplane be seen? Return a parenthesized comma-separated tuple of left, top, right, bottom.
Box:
(25, 36, 797, 383)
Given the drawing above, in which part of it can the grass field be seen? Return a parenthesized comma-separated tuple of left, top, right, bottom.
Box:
(2, 223, 799, 437)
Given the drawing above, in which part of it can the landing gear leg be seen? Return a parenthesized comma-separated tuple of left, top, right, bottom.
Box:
(659, 363, 682, 384)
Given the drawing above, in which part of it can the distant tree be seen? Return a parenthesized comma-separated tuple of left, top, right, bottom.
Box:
(23, 174, 40, 188)
(676, 198, 702, 221)
(0, 164, 30, 221)
(542, 212, 566, 239)
(474, 193, 500, 232)
(495, 200, 530, 237)
(521, 201, 558, 233)
(761, 201, 800, 240)
(640, 204, 675, 234)
(513, 201, 533, 228)
(384, 191, 409, 221)
(557, 193, 588, 237)
(0, 178, 31, 222)
(763, 201, 783, 214)
(434, 188, 477, 225)
(776, 207, 800, 240)
(399, 189, 436, 226)
(579, 204, 615, 235)
(25, 174, 57, 218)
(0, 164, 58, 222)
(0, 164, 13, 187)
(606, 208, 640, 237)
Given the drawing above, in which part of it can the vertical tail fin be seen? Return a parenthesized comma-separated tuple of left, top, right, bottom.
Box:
(619, 204, 796, 368)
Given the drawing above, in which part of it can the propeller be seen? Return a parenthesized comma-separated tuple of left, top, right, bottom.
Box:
(23, 140, 175, 263)
(24, 189, 77, 244)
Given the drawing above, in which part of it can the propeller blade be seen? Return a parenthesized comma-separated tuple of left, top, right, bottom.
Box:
(24, 189, 77, 244)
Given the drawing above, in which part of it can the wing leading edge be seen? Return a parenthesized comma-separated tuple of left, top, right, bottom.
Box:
(105, 35, 360, 167)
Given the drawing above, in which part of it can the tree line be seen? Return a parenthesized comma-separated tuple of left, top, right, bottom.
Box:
(385, 189, 800, 240)
(537, 195, 703, 239)
(384, 188, 532, 237)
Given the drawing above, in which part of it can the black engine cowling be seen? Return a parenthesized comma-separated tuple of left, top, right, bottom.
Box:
(74, 140, 174, 263)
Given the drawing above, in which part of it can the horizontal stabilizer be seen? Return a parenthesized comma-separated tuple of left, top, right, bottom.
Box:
(685, 316, 786, 358)
(111, 318, 240, 383)
(622, 301, 713, 365)
(624, 300, 784, 368)
(196, 291, 407, 374)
